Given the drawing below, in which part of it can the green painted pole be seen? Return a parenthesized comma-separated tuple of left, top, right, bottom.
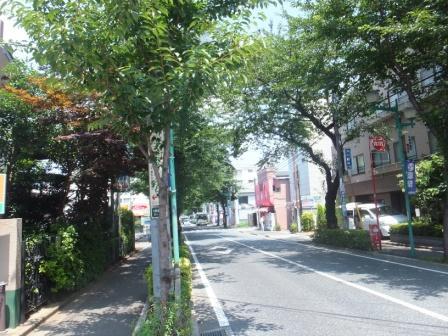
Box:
(393, 100, 416, 257)
(169, 128, 180, 264)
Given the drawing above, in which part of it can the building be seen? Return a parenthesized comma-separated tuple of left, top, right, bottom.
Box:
(0, 20, 14, 68)
(119, 192, 151, 217)
(341, 87, 438, 213)
(255, 167, 291, 231)
(234, 165, 257, 222)
(288, 136, 333, 226)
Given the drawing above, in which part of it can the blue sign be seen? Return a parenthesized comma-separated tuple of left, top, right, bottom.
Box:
(406, 160, 417, 195)
(344, 148, 352, 171)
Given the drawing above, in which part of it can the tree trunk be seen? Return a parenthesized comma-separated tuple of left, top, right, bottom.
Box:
(216, 203, 220, 226)
(157, 183, 172, 305)
(325, 173, 339, 229)
(220, 199, 227, 228)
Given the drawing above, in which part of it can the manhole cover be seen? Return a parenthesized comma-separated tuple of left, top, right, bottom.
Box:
(200, 328, 228, 336)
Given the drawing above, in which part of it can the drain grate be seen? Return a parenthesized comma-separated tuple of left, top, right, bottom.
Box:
(200, 328, 228, 336)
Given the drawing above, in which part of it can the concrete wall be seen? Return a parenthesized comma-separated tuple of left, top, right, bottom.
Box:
(0, 219, 22, 328)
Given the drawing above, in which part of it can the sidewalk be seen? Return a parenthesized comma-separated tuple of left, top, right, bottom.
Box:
(245, 227, 446, 264)
(4, 241, 150, 336)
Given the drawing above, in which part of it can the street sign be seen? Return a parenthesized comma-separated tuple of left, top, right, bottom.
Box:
(369, 136, 386, 152)
(0, 174, 6, 215)
(151, 207, 160, 218)
(344, 148, 352, 170)
(406, 160, 417, 195)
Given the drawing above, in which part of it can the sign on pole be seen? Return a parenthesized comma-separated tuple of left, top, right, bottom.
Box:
(406, 160, 417, 195)
(0, 174, 6, 215)
(344, 148, 352, 171)
(369, 136, 387, 152)
(151, 207, 160, 218)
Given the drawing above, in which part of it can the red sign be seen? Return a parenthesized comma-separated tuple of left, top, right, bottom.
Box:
(369, 224, 382, 250)
(370, 136, 386, 152)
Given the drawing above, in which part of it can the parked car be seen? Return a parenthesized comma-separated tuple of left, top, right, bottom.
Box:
(345, 203, 407, 238)
(195, 213, 209, 226)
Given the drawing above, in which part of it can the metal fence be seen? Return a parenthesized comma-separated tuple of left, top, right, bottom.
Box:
(22, 236, 50, 315)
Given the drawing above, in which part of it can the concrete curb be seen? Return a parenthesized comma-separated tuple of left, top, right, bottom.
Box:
(132, 299, 149, 336)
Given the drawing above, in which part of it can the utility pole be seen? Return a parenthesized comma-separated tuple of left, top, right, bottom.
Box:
(292, 149, 302, 231)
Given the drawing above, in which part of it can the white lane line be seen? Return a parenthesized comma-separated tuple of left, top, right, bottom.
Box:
(184, 235, 235, 335)
(274, 237, 448, 276)
(221, 236, 448, 324)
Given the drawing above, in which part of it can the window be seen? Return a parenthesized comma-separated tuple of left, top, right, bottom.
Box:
(360, 209, 373, 220)
(248, 169, 254, 173)
(239, 196, 249, 204)
(372, 147, 390, 167)
(428, 131, 439, 154)
(406, 136, 417, 159)
(248, 179, 254, 184)
(353, 154, 365, 174)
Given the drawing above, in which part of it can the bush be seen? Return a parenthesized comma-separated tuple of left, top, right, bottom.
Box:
(289, 222, 298, 233)
(316, 204, 327, 228)
(274, 223, 281, 231)
(314, 228, 371, 251)
(39, 225, 85, 292)
(119, 207, 135, 255)
(390, 218, 443, 238)
(301, 212, 315, 231)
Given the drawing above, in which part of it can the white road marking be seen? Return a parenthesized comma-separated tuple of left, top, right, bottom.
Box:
(221, 236, 448, 324)
(184, 235, 235, 335)
(263, 235, 448, 276)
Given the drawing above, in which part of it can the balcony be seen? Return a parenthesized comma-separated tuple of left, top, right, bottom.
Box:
(374, 162, 401, 175)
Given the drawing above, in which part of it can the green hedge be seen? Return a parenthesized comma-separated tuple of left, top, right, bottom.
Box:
(390, 222, 443, 238)
(314, 229, 372, 251)
(139, 243, 192, 336)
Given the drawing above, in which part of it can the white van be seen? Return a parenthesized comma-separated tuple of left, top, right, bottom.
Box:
(345, 203, 407, 238)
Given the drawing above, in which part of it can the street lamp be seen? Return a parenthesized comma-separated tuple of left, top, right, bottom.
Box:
(367, 91, 416, 257)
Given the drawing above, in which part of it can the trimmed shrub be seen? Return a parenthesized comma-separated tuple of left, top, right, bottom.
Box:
(301, 212, 315, 232)
(314, 228, 371, 251)
(390, 218, 443, 238)
(316, 204, 327, 228)
(289, 222, 298, 233)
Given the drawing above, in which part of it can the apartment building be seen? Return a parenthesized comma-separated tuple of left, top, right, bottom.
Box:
(342, 88, 438, 213)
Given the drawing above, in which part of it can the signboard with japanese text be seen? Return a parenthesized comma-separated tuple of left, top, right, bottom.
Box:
(406, 160, 417, 195)
(151, 207, 160, 218)
(369, 136, 386, 152)
(0, 174, 6, 214)
(344, 148, 352, 171)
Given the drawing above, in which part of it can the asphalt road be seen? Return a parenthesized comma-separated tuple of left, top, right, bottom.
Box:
(185, 228, 448, 336)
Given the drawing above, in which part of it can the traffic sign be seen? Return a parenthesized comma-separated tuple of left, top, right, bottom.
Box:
(369, 136, 386, 152)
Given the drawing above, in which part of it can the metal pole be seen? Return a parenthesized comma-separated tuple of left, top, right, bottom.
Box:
(393, 100, 416, 257)
(169, 128, 180, 264)
(368, 138, 381, 229)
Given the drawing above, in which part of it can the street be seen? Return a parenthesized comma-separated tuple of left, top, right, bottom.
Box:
(185, 228, 448, 336)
